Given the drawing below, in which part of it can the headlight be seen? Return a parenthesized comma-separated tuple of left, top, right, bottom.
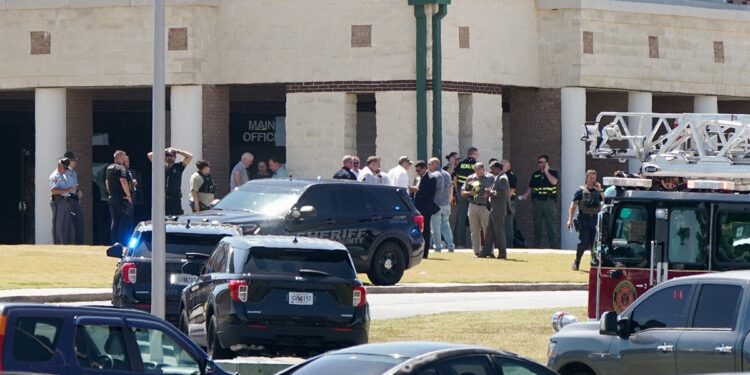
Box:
(551, 311, 578, 332)
(547, 341, 557, 361)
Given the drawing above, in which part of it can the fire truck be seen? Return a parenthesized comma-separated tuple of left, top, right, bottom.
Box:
(582, 112, 750, 319)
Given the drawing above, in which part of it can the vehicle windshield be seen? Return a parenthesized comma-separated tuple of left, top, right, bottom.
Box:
(604, 205, 649, 267)
(285, 353, 406, 375)
(128, 232, 227, 258)
(243, 247, 355, 278)
(213, 184, 302, 216)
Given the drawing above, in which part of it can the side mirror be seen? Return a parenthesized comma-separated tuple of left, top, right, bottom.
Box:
(617, 317, 632, 339)
(599, 311, 618, 335)
(106, 244, 124, 258)
(290, 205, 316, 220)
(182, 262, 203, 276)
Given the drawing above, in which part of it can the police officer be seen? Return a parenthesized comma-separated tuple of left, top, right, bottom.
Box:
(454, 147, 479, 248)
(502, 159, 518, 248)
(189, 160, 216, 212)
(63, 151, 84, 244)
(520, 154, 560, 248)
(567, 170, 602, 270)
(105, 150, 133, 245)
(49, 158, 75, 244)
(148, 147, 193, 215)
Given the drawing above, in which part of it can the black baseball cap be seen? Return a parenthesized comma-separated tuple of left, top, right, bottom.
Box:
(445, 152, 458, 161)
(63, 151, 78, 160)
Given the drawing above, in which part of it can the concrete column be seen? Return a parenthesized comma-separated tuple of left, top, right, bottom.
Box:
(376, 91, 417, 170)
(694, 95, 718, 113)
(35, 88, 67, 244)
(471, 94, 503, 161)
(441, 92, 460, 158)
(628, 91, 652, 174)
(560, 87, 586, 250)
(170, 85, 203, 213)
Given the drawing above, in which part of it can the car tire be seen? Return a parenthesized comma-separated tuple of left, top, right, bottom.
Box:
(178, 309, 189, 336)
(207, 315, 233, 360)
(367, 242, 405, 286)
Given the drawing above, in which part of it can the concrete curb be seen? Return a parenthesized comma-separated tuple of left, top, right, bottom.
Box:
(0, 292, 112, 304)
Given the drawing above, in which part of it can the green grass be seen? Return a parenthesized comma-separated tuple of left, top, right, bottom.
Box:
(370, 307, 588, 364)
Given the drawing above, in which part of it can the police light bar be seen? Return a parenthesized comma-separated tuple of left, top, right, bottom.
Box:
(603, 177, 652, 188)
(687, 180, 735, 191)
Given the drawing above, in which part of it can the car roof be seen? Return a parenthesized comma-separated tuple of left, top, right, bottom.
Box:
(619, 190, 750, 203)
(669, 270, 750, 283)
(221, 235, 348, 251)
(330, 342, 492, 358)
(242, 178, 408, 192)
(0, 303, 158, 319)
(134, 221, 241, 235)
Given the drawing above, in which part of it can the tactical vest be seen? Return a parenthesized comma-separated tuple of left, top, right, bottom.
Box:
(578, 186, 601, 216)
(531, 171, 558, 199)
(198, 172, 216, 194)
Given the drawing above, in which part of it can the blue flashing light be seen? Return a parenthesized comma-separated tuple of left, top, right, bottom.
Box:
(410, 227, 421, 238)
(128, 236, 139, 249)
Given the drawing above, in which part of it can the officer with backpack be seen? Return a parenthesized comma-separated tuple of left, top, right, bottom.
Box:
(566, 169, 603, 271)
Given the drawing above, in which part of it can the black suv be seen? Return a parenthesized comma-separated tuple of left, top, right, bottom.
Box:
(178, 179, 425, 285)
(180, 235, 370, 358)
(107, 221, 242, 325)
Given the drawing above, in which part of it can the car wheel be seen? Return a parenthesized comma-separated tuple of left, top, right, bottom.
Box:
(367, 242, 405, 286)
(207, 315, 233, 360)
(178, 309, 189, 336)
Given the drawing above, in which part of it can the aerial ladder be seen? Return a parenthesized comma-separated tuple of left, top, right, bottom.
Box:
(581, 112, 750, 190)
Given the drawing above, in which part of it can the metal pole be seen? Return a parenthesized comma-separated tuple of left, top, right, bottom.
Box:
(431, 4, 447, 160)
(151, 0, 166, 320)
(415, 5, 427, 161)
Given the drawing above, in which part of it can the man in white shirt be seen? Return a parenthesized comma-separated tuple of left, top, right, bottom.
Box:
(358, 155, 390, 185)
(387, 156, 412, 188)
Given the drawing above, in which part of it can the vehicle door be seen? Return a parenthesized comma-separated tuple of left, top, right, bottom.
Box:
(606, 283, 695, 375)
(492, 355, 557, 375)
(285, 185, 337, 235)
(331, 186, 371, 261)
(73, 316, 139, 375)
(186, 242, 230, 345)
(3, 313, 68, 375)
(664, 204, 710, 278)
(675, 283, 743, 374)
(712, 207, 750, 271)
(124, 318, 208, 375)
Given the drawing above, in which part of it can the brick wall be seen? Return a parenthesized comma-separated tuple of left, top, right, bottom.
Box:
(285, 80, 502, 94)
(718, 100, 750, 114)
(66, 89, 93, 244)
(653, 96, 693, 113)
(202, 85, 230, 198)
(508, 87, 561, 248)
(586, 91, 628, 180)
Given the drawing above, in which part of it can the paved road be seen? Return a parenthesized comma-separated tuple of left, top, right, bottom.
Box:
(60, 290, 587, 320)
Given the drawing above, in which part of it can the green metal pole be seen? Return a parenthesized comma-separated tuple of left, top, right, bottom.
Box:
(415, 4, 427, 161)
(432, 4, 447, 160)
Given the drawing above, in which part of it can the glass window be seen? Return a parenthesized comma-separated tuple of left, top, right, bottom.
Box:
(130, 326, 200, 374)
(715, 211, 750, 267)
(75, 325, 132, 371)
(214, 184, 302, 216)
(692, 284, 742, 329)
(362, 191, 382, 214)
(493, 356, 553, 375)
(668, 208, 708, 266)
(631, 285, 693, 332)
(206, 244, 228, 273)
(297, 187, 335, 217)
(130, 232, 228, 258)
(434, 355, 493, 375)
(337, 189, 365, 216)
(606, 205, 649, 266)
(285, 353, 404, 375)
(243, 248, 355, 278)
(12, 317, 62, 362)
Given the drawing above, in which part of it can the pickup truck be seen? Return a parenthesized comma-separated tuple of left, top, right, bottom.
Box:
(548, 270, 750, 375)
(0, 303, 232, 374)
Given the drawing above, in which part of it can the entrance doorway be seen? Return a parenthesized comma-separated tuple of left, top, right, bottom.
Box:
(0, 103, 35, 244)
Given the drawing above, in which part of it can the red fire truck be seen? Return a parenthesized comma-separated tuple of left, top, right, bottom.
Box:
(583, 112, 750, 319)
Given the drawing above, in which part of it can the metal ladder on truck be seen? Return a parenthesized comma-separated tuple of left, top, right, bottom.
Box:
(581, 112, 750, 188)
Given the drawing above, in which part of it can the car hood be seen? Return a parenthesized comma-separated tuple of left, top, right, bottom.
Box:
(179, 209, 280, 224)
(551, 321, 601, 338)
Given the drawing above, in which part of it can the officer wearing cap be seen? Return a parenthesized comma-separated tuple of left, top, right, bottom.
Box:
(454, 147, 479, 248)
(50, 158, 76, 244)
(189, 160, 216, 212)
(520, 154, 560, 248)
(63, 151, 84, 244)
(148, 147, 193, 215)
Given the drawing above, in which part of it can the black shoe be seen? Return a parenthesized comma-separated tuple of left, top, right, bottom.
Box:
(572, 261, 579, 271)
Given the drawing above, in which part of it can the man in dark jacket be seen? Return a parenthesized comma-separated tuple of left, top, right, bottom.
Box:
(333, 155, 357, 180)
(413, 160, 439, 258)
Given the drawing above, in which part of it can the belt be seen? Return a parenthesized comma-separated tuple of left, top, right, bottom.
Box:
(51, 194, 72, 200)
(469, 201, 487, 206)
(533, 197, 556, 201)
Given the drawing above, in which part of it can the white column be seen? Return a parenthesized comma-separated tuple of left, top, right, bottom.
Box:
(628, 91, 652, 174)
(694, 95, 718, 113)
(561, 87, 586, 250)
(35, 88, 67, 244)
(170, 85, 203, 213)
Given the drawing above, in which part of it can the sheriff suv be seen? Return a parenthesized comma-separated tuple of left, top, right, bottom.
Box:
(179, 236, 370, 359)
(107, 221, 242, 325)
(178, 179, 425, 285)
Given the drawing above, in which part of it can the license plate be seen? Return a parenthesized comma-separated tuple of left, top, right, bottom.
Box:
(288, 292, 314, 306)
(170, 273, 198, 286)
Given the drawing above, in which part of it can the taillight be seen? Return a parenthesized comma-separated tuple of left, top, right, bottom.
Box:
(353, 285, 367, 307)
(122, 263, 137, 284)
(0, 315, 6, 371)
(412, 215, 425, 232)
(229, 280, 249, 303)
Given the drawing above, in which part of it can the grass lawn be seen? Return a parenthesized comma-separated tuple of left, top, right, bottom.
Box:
(370, 307, 588, 364)
(0, 245, 590, 290)
(362, 251, 590, 285)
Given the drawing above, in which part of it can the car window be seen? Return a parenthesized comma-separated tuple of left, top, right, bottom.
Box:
(337, 188, 366, 216)
(243, 247, 355, 278)
(434, 355, 493, 375)
(12, 317, 62, 362)
(415, 367, 439, 375)
(214, 183, 302, 216)
(667, 208, 708, 266)
(206, 243, 228, 273)
(374, 189, 412, 213)
(692, 284, 742, 329)
(130, 232, 228, 258)
(75, 324, 132, 371)
(606, 205, 649, 267)
(493, 356, 553, 375)
(631, 285, 693, 332)
(297, 187, 335, 217)
(715, 211, 750, 267)
(284, 353, 404, 375)
(362, 191, 381, 214)
(130, 326, 200, 374)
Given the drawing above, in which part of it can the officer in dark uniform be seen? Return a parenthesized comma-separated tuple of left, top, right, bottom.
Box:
(49, 158, 75, 244)
(502, 159, 518, 248)
(521, 154, 560, 248)
(567, 170, 602, 270)
(454, 147, 479, 248)
(148, 147, 193, 216)
(63, 151, 84, 244)
(105, 150, 134, 245)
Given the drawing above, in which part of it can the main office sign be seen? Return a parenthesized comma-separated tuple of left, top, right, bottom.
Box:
(238, 117, 286, 146)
